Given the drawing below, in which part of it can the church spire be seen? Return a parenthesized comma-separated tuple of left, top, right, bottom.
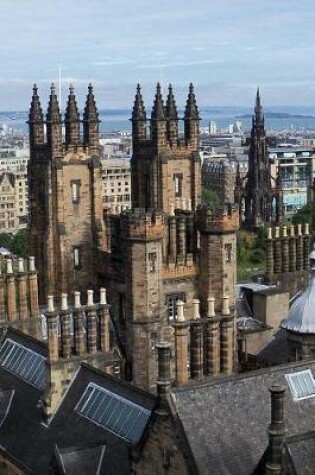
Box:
(165, 84, 178, 145)
(253, 87, 264, 127)
(184, 83, 200, 149)
(28, 84, 45, 145)
(83, 83, 100, 154)
(46, 83, 62, 155)
(151, 83, 166, 147)
(65, 84, 80, 146)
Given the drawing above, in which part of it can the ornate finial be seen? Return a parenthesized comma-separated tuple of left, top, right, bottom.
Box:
(165, 83, 178, 120)
(69, 84, 74, 94)
(253, 87, 264, 126)
(83, 83, 99, 123)
(132, 83, 146, 121)
(65, 84, 79, 122)
(47, 83, 61, 122)
(29, 83, 44, 124)
(184, 82, 200, 120)
(151, 82, 165, 120)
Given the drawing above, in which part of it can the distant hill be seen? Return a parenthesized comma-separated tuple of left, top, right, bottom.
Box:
(237, 112, 315, 119)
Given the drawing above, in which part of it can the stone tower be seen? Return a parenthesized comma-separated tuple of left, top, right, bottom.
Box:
(131, 83, 201, 213)
(28, 84, 107, 303)
(235, 89, 283, 229)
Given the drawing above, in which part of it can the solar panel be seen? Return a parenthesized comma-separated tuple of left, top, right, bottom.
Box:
(285, 369, 315, 401)
(76, 383, 151, 444)
(0, 338, 46, 390)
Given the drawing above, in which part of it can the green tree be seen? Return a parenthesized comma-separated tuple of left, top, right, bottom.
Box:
(11, 229, 28, 258)
(201, 188, 220, 205)
(291, 203, 312, 226)
(0, 233, 13, 250)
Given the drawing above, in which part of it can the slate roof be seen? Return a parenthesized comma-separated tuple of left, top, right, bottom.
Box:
(0, 327, 156, 474)
(285, 434, 315, 475)
(172, 360, 315, 475)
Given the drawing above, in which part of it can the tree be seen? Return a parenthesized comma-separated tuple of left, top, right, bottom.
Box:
(291, 203, 312, 226)
(11, 229, 28, 258)
(0, 233, 13, 250)
(201, 188, 220, 205)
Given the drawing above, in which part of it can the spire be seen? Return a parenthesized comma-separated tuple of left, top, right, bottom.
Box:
(65, 84, 80, 146)
(65, 84, 80, 123)
(29, 84, 44, 123)
(83, 83, 99, 123)
(165, 84, 178, 146)
(165, 84, 178, 120)
(83, 83, 100, 153)
(184, 83, 200, 149)
(253, 87, 264, 126)
(28, 84, 45, 146)
(151, 83, 165, 120)
(132, 84, 146, 121)
(184, 83, 200, 120)
(46, 83, 61, 123)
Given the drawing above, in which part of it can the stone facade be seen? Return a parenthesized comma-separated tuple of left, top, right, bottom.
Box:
(28, 84, 107, 303)
(28, 83, 239, 393)
(235, 89, 283, 229)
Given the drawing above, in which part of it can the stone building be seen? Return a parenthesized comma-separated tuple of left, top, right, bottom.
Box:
(0, 171, 20, 232)
(101, 157, 131, 214)
(28, 82, 239, 393)
(202, 158, 247, 203)
(235, 89, 283, 228)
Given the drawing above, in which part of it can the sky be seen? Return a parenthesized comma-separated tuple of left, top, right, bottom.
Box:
(1, 0, 315, 110)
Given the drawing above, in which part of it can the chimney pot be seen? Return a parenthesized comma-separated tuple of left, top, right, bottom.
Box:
(100, 288, 107, 305)
(18, 258, 24, 273)
(6, 259, 13, 274)
(176, 300, 185, 322)
(87, 289, 94, 307)
(29, 256, 36, 272)
(193, 299, 200, 319)
(47, 295, 55, 313)
(74, 291, 81, 309)
(61, 293, 68, 311)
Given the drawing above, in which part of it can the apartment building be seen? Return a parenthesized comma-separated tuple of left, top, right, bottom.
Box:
(101, 158, 131, 214)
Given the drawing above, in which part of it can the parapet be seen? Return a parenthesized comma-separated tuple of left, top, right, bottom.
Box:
(120, 208, 165, 241)
(196, 203, 239, 233)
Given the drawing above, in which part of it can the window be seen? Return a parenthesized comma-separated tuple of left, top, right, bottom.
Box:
(285, 369, 315, 401)
(225, 243, 233, 262)
(73, 247, 81, 269)
(173, 173, 183, 197)
(71, 180, 81, 204)
(148, 252, 157, 273)
(76, 383, 151, 444)
(166, 293, 185, 321)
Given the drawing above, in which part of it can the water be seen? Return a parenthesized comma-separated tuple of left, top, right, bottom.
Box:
(3, 106, 315, 135)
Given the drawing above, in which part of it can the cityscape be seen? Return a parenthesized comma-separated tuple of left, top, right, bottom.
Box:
(0, 1, 315, 474)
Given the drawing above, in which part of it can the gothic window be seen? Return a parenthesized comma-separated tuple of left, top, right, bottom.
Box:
(71, 180, 81, 204)
(73, 246, 81, 269)
(225, 243, 233, 263)
(173, 173, 183, 197)
(166, 293, 185, 321)
(148, 252, 157, 273)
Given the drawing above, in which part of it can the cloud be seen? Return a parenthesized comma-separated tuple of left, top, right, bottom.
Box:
(138, 59, 225, 69)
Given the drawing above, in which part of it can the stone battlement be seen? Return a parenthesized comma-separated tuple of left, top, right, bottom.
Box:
(196, 203, 239, 233)
(120, 208, 165, 241)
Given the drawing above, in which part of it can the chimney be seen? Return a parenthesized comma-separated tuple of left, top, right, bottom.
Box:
(18, 258, 28, 319)
(265, 386, 286, 474)
(6, 259, 17, 322)
(73, 291, 85, 356)
(86, 290, 97, 354)
(99, 288, 110, 353)
(60, 293, 71, 358)
(173, 301, 189, 385)
(28, 256, 39, 318)
(205, 297, 220, 377)
(45, 296, 59, 362)
(190, 299, 203, 380)
(0, 270, 6, 325)
(220, 296, 234, 375)
(156, 341, 171, 410)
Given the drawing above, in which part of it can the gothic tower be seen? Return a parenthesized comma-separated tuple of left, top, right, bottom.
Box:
(130, 83, 201, 213)
(28, 84, 107, 304)
(235, 89, 283, 229)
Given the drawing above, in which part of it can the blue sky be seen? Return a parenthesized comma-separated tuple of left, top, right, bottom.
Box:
(2, 0, 315, 109)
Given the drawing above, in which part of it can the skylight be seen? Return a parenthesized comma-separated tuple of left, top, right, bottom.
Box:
(285, 369, 315, 401)
(75, 382, 151, 444)
(0, 338, 46, 390)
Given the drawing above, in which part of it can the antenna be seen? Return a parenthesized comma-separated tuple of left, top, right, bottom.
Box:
(58, 64, 62, 109)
